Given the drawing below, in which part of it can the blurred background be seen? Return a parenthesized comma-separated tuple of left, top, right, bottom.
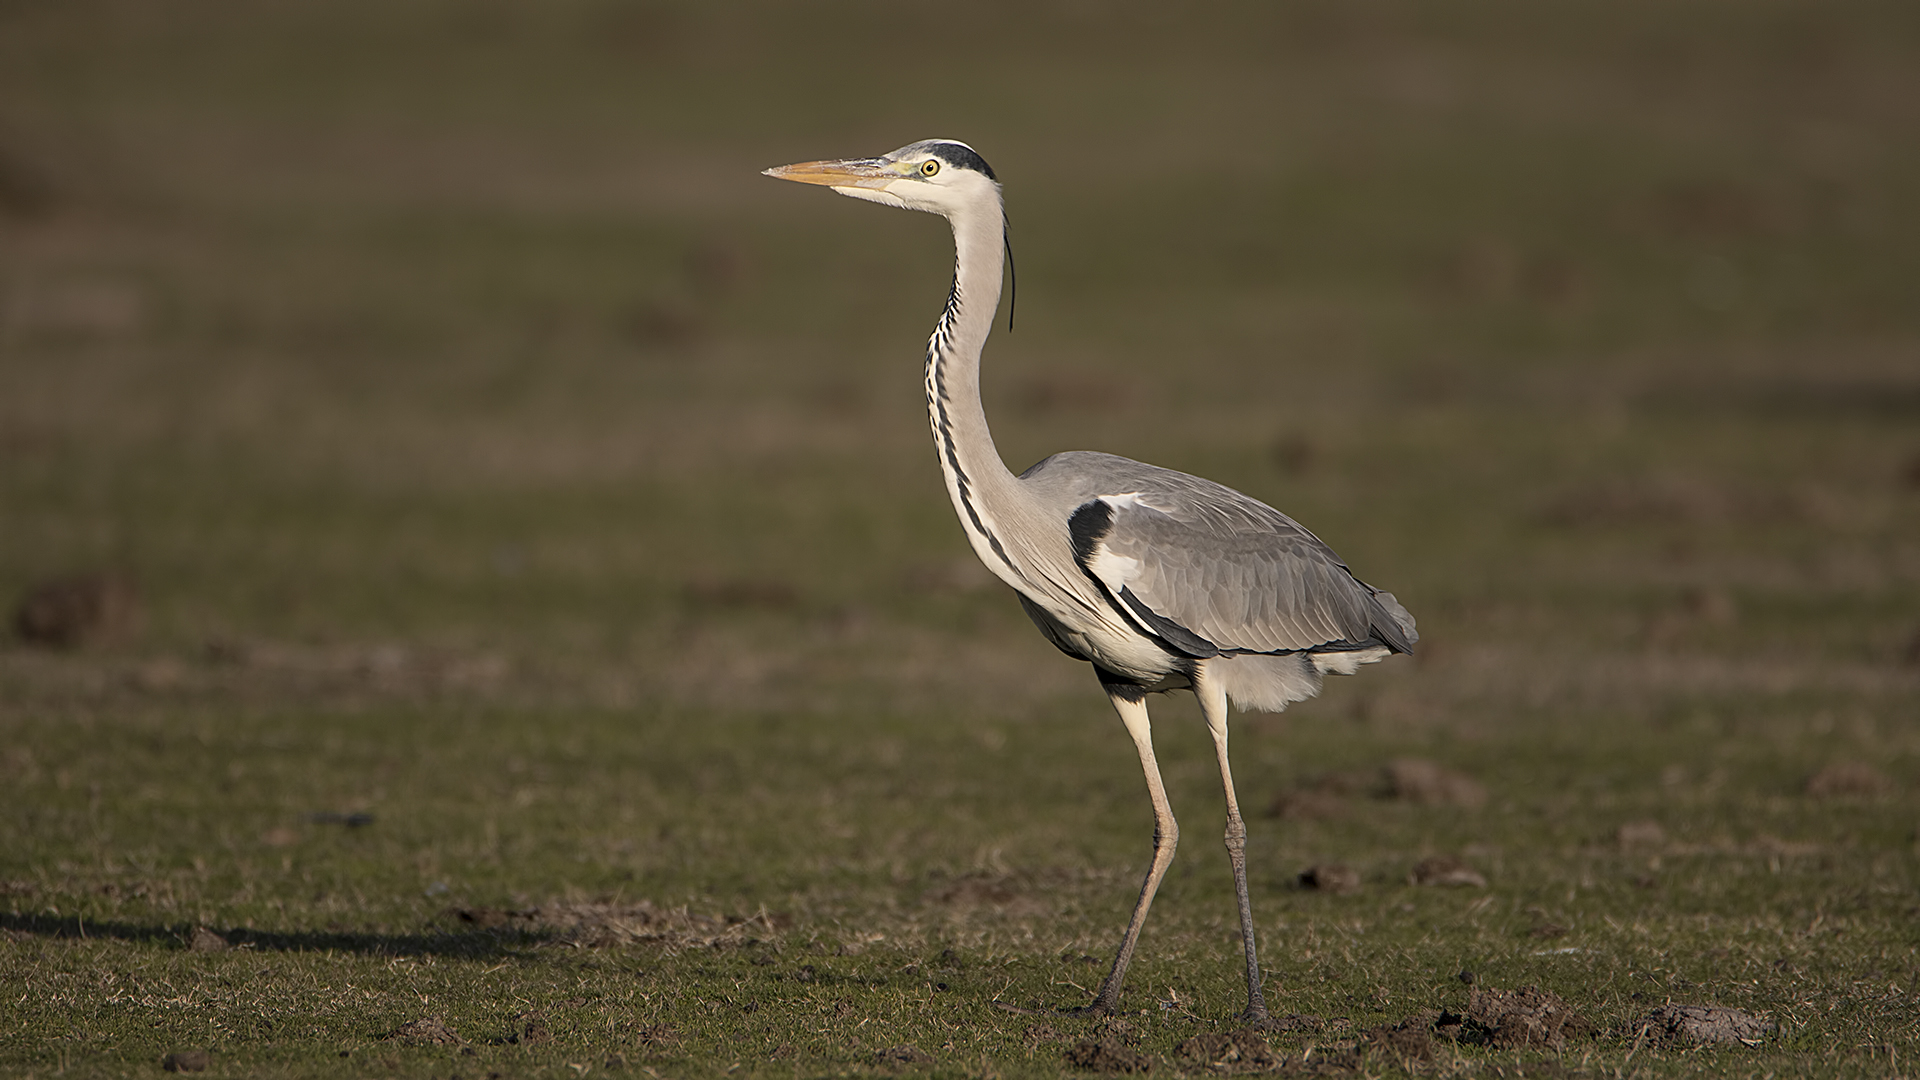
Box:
(3, 0, 1917, 728)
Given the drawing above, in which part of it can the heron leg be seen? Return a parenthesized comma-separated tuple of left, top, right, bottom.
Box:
(1073, 679, 1178, 1017)
(1197, 673, 1270, 1026)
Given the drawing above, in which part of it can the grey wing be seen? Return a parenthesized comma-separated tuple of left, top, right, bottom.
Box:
(1065, 478, 1417, 659)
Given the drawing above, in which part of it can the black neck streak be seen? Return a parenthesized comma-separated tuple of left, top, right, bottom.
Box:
(926, 276, 1015, 575)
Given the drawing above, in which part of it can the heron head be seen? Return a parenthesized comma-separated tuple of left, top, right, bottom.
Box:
(763, 139, 1000, 216)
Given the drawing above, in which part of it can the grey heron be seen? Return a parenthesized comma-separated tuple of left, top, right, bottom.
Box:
(765, 139, 1417, 1025)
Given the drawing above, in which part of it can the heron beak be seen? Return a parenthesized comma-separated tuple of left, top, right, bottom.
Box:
(761, 157, 900, 191)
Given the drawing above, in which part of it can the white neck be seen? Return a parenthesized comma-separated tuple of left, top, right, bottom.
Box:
(922, 188, 1026, 583)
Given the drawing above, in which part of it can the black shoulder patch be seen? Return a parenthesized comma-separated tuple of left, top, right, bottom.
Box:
(1069, 496, 1218, 661)
(1067, 500, 1112, 566)
(930, 142, 997, 181)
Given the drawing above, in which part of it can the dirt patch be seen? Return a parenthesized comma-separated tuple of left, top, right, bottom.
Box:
(1409, 856, 1486, 888)
(1614, 820, 1666, 848)
(681, 575, 801, 612)
(1296, 865, 1361, 895)
(384, 1017, 464, 1046)
(453, 900, 780, 949)
(204, 637, 512, 697)
(1634, 1004, 1773, 1046)
(1162, 994, 1589, 1072)
(506, 1009, 553, 1045)
(1805, 762, 1891, 798)
(1383, 759, 1487, 808)
(1268, 758, 1485, 819)
(1266, 786, 1347, 820)
(634, 1024, 681, 1052)
(874, 1044, 934, 1067)
(1266, 1015, 1350, 1035)
(1067, 1037, 1152, 1073)
(922, 869, 1071, 917)
(924, 873, 1022, 908)
(1434, 985, 1595, 1049)
(1361, 1014, 1438, 1063)
(161, 1050, 210, 1073)
(1175, 1028, 1276, 1072)
(12, 572, 140, 648)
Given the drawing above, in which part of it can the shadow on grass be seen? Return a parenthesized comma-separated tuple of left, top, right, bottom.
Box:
(0, 912, 551, 959)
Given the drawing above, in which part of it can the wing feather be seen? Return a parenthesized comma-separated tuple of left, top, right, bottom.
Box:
(1061, 469, 1415, 658)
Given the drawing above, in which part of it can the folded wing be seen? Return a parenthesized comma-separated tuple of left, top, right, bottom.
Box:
(1067, 482, 1416, 660)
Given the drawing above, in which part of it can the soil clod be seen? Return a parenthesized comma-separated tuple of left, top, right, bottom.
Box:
(1614, 820, 1666, 848)
(1409, 856, 1486, 887)
(1174, 1028, 1276, 1072)
(1805, 762, 1891, 798)
(1362, 1014, 1438, 1062)
(1264, 1014, 1348, 1034)
(306, 811, 376, 827)
(1266, 786, 1347, 820)
(1066, 1037, 1151, 1073)
(923, 872, 1023, 908)
(452, 900, 775, 949)
(1383, 758, 1487, 807)
(508, 1010, 552, 1045)
(385, 1017, 465, 1046)
(161, 1050, 210, 1072)
(1269, 758, 1486, 820)
(635, 1024, 680, 1051)
(12, 572, 140, 648)
(1297, 864, 1361, 894)
(1434, 985, 1595, 1049)
(874, 1044, 933, 1067)
(1637, 1004, 1773, 1045)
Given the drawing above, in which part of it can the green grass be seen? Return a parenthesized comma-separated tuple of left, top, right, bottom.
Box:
(3, 0, 1919, 1075)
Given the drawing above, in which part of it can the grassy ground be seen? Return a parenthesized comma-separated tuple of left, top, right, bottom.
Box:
(3, 1, 1918, 1076)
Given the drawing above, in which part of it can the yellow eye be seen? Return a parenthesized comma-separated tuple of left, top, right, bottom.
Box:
(920, 159, 941, 177)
